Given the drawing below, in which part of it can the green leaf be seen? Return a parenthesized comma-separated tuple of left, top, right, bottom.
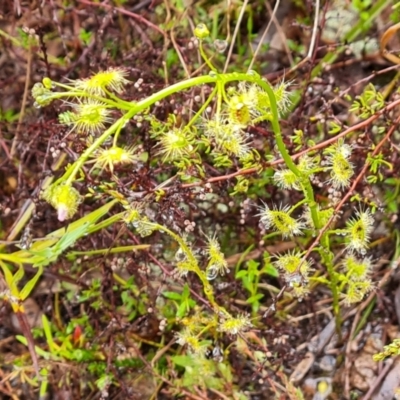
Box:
(163, 291, 182, 301)
(328, 121, 341, 135)
(16, 335, 54, 360)
(20, 266, 43, 301)
(187, 299, 196, 308)
(171, 355, 194, 368)
(12, 265, 25, 286)
(41, 314, 60, 353)
(246, 293, 264, 304)
(264, 263, 279, 278)
(176, 302, 188, 319)
(247, 259, 259, 271)
(235, 270, 248, 279)
(218, 362, 232, 382)
(13, 200, 118, 260)
(29, 223, 90, 267)
(39, 368, 49, 397)
(182, 284, 190, 299)
(0, 261, 19, 295)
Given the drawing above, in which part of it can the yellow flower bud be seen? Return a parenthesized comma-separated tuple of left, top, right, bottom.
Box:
(42, 77, 53, 89)
(194, 24, 210, 40)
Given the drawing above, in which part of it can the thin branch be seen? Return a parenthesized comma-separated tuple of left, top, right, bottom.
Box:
(247, 0, 281, 72)
(223, 0, 249, 73)
(307, 0, 320, 60)
(76, 0, 166, 37)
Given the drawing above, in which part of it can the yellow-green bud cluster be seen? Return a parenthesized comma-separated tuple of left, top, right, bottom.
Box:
(344, 209, 374, 254)
(226, 80, 291, 127)
(274, 251, 313, 299)
(41, 183, 82, 221)
(194, 23, 210, 40)
(205, 235, 228, 280)
(123, 204, 156, 238)
(324, 139, 354, 189)
(217, 313, 252, 335)
(32, 81, 55, 108)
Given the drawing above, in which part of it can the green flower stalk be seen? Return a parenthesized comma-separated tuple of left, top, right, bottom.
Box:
(302, 206, 334, 230)
(121, 201, 221, 310)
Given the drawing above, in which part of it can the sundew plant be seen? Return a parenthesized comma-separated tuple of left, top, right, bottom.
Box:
(0, 21, 393, 397)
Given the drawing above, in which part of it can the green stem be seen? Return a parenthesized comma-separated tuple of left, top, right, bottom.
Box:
(144, 221, 219, 311)
(255, 79, 320, 229)
(49, 87, 132, 110)
(186, 86, 218, 130)
(216, 81, 224, 118)
(112, 121, 125, 147)
(64, 116, 129, 185)
(289, 198, 308, 213)
(255, 75, 342, 329)
(199, 41, 217, 73)
(321, 233, 341, 331)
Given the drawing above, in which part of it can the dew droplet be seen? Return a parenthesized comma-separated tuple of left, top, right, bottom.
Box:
(175, 248, 186, 262)
(33, 101, 41, 109)
(214, 39, 228, 53)
(206, 265, 218, 280)
(286, 273, 302, 287)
